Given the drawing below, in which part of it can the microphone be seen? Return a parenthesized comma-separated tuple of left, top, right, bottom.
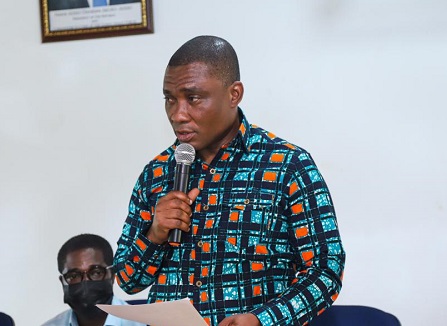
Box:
(168, 143, 196, 246)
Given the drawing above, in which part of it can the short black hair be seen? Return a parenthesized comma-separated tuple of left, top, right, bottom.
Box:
(168, 35, 240, 86)
(57, 234, 113, 273)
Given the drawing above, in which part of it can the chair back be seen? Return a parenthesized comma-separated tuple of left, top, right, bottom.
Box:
(309, 305, 401, 326)
(0, 312, 15, 326)
(126, 299, 147, 305)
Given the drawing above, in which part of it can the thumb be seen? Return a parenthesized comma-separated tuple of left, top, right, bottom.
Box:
(187, 188, 200, 203)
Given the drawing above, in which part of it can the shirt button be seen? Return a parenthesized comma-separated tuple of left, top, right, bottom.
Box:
(197, 240, 203, 248)
(244, 198, 250, 204)
(209, 168, 216, 174)
(203, 204, 209, 211)
(195, 280, 202, 287)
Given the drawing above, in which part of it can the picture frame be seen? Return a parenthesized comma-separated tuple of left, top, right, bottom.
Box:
(39, 0, 153, 43)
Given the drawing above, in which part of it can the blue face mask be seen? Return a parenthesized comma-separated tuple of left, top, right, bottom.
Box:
(63, 279, 113, 318)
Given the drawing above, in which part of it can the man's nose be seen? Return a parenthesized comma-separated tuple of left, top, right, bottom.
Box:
(169, 101, 190, 123)
(80, 271, 90, 281)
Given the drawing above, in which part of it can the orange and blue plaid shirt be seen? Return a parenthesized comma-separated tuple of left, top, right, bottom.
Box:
(114, 109, 345, 326)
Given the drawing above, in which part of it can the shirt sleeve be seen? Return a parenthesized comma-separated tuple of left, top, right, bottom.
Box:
(250, 151, 346, 325)
(113, 167, 169, 294)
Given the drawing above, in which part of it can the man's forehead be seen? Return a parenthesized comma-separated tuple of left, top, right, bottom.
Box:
(64, 248, 105, 270)
(163, 64, 222, 94)
(164, 62, 216, 81)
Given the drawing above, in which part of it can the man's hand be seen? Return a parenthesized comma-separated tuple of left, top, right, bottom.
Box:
(146, 188, 200, 244)
(218, 313, 261, 326)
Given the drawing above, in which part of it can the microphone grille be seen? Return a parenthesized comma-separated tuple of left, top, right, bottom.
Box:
(174, 143, 196, 165)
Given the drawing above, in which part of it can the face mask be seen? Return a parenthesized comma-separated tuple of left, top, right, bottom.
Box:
(63, 280, 113, 318)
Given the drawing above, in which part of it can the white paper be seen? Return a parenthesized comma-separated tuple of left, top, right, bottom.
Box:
(97, 298, 208, 326)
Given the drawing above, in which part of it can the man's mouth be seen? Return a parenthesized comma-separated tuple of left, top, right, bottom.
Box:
(176, 130, 194, 143)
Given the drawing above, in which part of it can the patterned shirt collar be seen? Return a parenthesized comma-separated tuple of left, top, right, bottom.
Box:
(172, 107, 252, 156)
(234, 107, 251, 154)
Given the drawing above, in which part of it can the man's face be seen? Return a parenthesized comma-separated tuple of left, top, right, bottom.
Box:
(163, 62, 241, 163)
(60, 248, 114, 317)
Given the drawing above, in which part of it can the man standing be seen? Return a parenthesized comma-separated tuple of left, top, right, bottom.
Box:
(42, 234, 145, 326)
(114, 35, 345, 326)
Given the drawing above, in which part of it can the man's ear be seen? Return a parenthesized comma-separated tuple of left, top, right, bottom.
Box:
(229, 81, 244, 108)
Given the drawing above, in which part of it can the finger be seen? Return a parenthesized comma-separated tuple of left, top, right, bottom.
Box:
(169, 217, 191, 232)
(188, 188, 200, 203)
(150, 211, 190, 238)
(155, 215, 186, 232)
(162, 190, 192, 203)
(166, 206, 192, 224)
(164, 197, 194, 215)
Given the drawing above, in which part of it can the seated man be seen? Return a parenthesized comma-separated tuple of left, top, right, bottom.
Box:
(42, 234, 145, 326)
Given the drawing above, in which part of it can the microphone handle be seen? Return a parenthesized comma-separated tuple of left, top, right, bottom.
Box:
(174, 163, 190, 193)
(168, 163, 191, 246)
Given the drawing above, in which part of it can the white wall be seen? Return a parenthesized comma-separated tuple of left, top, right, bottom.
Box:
(1, 1, 446, 325)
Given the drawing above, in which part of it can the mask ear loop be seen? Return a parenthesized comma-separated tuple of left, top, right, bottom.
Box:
(60, 273, 70, 285)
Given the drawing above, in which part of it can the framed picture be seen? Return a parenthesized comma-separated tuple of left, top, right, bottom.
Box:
(39, 0, 153, 42)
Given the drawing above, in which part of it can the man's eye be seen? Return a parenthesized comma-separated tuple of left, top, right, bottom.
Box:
(65, 272, 79, 280)
(164, 96, 174, 104)
(188, 96, 199, 102)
